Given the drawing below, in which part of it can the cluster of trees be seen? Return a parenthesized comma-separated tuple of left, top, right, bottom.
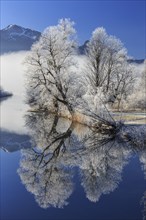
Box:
(18, 112, 146, 209)
(26, 19, 77, 114)
(26, 18, 138, 122)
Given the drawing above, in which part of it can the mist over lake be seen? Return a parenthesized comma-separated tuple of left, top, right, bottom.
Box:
(1, 52, 29, 133)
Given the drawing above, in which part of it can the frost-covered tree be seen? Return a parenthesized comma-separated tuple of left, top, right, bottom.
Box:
(26, 18, 77, 113)
(85, 28, 126, 91)
(84, 27, 135, 110)
(85, 27, 108, 89)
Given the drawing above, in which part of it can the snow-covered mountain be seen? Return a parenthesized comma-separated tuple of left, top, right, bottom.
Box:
(0, 24, 41, 54)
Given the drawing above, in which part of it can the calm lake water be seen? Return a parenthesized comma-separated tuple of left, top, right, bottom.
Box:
(0, 94, 146, 220)
(0, 52, 146, 219)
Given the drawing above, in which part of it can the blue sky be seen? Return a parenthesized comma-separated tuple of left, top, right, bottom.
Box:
(1, 0, 145, 58)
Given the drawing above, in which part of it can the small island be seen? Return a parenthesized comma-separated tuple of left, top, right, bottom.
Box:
(0, 87, 13, 100)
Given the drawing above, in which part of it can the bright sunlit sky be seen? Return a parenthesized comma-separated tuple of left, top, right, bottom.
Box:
(1, 0, 145, 58)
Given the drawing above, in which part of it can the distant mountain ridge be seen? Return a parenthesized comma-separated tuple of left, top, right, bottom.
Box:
(127, 59, 145, 64)
(0, 24, 41, 54)
(0, 24, 144, 64)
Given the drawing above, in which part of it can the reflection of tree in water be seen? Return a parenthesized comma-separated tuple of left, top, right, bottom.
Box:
(18, 113, 74, 208)
(78, 139, 131, 202)
(18, 149, 74, 208)
(18, 113, 146, 209)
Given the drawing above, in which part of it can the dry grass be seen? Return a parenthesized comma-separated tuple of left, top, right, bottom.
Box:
(113, 114, 146, 125)
(29, 108, 146, 126)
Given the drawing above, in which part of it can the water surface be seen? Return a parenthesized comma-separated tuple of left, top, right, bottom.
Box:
(0, 95, 146, 220)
